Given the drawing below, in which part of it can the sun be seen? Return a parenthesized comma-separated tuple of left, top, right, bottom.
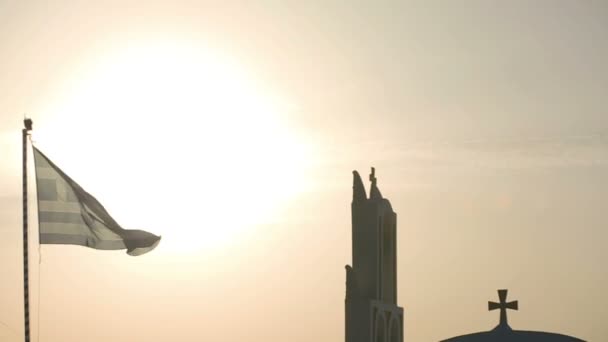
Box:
(35, 40, 315, 255)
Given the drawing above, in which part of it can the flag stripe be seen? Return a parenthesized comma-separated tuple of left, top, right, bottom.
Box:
(39, 211, 84, 224)
(38, 200, 81, 213)
(37, 222, 87, 235)
(40, 233, 127, 249)
(39, 221, 125, 240)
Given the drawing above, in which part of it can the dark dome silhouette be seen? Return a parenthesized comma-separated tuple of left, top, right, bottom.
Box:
(441, 290, 585, 342)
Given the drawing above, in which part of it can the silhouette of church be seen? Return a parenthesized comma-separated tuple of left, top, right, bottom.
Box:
(345, 168, 403, 342)
(345, 168, 585, 342)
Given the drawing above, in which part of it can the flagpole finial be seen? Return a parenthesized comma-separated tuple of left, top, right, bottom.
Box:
(24, 118, 33, 131)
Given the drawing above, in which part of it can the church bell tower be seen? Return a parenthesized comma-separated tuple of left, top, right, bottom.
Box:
(345, 168, 404, 342)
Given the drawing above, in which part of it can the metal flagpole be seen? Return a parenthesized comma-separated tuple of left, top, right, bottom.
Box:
(22, 118, 33, 342)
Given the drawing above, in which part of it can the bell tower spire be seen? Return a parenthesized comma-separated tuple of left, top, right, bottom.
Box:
(346, 168, 404, 342)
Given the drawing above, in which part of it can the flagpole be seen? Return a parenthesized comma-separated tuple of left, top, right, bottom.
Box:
(22, 118, 32, 342)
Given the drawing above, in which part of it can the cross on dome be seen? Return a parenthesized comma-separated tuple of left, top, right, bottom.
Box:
(488, 289, 518, 329)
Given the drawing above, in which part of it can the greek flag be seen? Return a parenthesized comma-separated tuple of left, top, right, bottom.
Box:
(33, 146, 161, 256)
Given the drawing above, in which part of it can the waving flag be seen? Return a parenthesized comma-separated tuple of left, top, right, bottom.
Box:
(33, 146, 161, 256)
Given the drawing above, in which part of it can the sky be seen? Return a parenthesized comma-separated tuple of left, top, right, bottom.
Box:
(0, 1, 607, 341)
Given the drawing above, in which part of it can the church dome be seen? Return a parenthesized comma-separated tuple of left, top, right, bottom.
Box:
(442, 326, 585, 342)
(441, 290, 585, 342)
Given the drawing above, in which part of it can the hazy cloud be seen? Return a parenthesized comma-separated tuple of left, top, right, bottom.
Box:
(349, 133, 608, 170)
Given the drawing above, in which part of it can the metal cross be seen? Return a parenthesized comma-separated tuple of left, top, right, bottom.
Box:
(488, 289, 518, 327)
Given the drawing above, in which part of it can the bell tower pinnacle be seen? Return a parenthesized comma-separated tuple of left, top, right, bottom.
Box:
(346, 168, 404, 342)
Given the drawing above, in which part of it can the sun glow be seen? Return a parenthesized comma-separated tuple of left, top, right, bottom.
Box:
(35, 40, 314, 255)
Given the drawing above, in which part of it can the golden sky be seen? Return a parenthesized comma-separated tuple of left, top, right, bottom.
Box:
(1, 1, 607, 341)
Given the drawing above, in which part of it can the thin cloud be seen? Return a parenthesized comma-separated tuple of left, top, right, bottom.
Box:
(353, 133, 608, 170)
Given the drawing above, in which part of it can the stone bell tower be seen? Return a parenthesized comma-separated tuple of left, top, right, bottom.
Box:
(345, 168, 404, 342)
